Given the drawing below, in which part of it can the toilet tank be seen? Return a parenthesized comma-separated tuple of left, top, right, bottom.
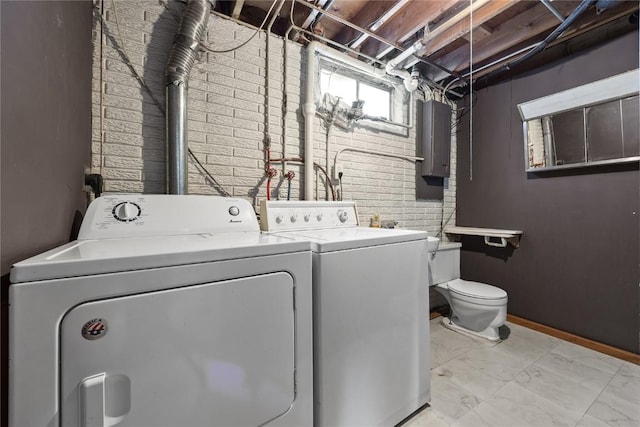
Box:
(428, 242, 461, 286)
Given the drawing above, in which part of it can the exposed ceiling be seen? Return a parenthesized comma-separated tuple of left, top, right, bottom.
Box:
(215, 0, 639, 96)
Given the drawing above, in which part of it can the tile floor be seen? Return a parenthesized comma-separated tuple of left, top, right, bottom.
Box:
(404, 318, 640, 427)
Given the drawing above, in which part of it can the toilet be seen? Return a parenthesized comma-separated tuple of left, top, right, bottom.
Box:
(429, 241, 508, 341)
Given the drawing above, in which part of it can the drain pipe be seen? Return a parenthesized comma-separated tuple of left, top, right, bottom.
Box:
(165, 0, 212, 194)
(385, 40, 422, 92)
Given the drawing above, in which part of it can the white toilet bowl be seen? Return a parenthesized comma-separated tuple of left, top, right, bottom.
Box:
(435, 279, 507, 341)
(429, 242, 508, 341)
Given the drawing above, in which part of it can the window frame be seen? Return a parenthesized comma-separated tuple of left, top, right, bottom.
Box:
(316, 56, 411, 136)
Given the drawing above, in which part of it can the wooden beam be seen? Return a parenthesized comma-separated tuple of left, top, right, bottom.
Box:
(333, 0, 406, 46)
(430, 2, 638, 81)
(231, 0, 245, 19)
(429, 0, 582, 77)
(360, 0, 459, 58)
(421, 0, 519, 56)
(470, 2, 639, 82)
(462, 24, 493, 42)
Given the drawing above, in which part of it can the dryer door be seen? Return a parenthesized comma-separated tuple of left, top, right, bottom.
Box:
(60, 272, 295, 427)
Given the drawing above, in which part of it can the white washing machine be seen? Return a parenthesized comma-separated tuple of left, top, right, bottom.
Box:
(9, 195, 313, 427)
(261, 201, 430, 427)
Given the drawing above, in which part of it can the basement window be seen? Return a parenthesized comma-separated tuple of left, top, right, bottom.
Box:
(316, 57, 410, 135)
(320, 71, 391, 120)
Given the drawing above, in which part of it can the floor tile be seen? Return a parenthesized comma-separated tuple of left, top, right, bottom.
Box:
(429, 370, 480, 422)
(514, 364, 604, 413)
(402, 406, 450, 427)
(455, 382, 583, 427)
(602, 362, 640, 405)
(586, 387, 640, 427)
(494, 322, 561, 364)
(427, 317, 636, 427)
(430, 325, 484, 368)
(434, 343, 531, 400)
(550, 341, 624, 375)
(575, 414, 613, 427)
(535, 348, 615, 391)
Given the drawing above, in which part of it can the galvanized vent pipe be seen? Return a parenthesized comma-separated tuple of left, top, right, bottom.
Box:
(165, 0, 212, 194)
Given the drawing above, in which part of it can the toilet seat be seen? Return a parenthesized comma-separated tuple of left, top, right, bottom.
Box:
(442, 279, 507, 306)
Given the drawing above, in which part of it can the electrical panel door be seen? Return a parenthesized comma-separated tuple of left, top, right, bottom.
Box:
(420, 100, 452, 177)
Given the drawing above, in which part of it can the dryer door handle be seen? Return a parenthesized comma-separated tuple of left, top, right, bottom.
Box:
(80, 373, 106, 427)
(80, 373, 131, 427)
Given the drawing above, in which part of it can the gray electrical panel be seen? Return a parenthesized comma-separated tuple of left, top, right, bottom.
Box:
(419, 100, 452, 177)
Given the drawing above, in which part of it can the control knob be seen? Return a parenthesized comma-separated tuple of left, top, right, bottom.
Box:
(304, 214, 311, 222)
(316, 213, 323, 222)
(112, 202, 141, 222)
(337, 209, 348, 223)
(275, 215, 284, 224)
(290, 214, 298, 223)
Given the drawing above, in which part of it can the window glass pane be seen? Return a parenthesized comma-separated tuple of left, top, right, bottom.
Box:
(586, 100, 623, 161)
(551, 109, 585, 165)
(320, 71, 357, 105)
(359, 83, 390, 119)
(622, 95, 639, 157)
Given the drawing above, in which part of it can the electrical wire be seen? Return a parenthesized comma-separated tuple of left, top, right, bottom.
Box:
(188, 148, 232, 196)
(200, 0, 279, 53)
(451, 90, 477, 131)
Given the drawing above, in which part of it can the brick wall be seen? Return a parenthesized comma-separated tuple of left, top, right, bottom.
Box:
(91, 0, 457, 235)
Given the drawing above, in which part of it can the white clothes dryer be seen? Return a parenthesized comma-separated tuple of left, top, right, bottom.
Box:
(261, 201, 430, 427)
(9, 195, 313, 427)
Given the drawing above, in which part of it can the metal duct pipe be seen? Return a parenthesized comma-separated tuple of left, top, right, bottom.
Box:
(165, 0, 212, 195)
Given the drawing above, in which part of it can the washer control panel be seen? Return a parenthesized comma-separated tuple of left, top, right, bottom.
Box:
(78, 195, 259, 240)
(260, 200, 359, 232)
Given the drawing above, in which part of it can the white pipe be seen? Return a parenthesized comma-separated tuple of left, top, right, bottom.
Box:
(385, 40, 423, 92)
(304, 43, 317, 200)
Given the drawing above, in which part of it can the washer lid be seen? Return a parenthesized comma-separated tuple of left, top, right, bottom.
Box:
(275, 227, 428, 252)
(10, 233, 310, 283)
(447, 279, 507, 299)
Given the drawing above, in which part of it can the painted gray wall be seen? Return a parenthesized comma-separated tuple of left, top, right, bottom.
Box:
(0, 0, 92, 275)
(457, 31, 639, 353)
(1, 2, 93, 424)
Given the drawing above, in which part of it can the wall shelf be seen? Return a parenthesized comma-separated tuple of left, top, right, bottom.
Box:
(444, 226, 523, 248)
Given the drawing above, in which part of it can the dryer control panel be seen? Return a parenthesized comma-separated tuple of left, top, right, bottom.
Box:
(78, 195, 259, 239)
(260, 201, 359, 232)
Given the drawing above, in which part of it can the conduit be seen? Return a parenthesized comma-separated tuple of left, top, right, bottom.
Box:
(165, 0, 212, 194)
(333, 148, 424, 180)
